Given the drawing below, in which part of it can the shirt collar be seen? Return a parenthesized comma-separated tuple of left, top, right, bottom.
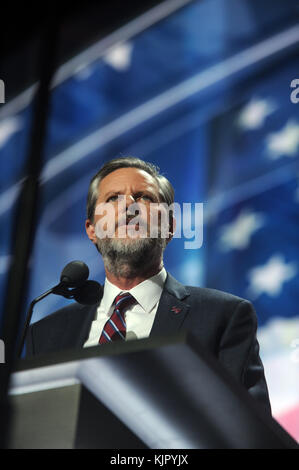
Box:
(102, 267, 167, 313)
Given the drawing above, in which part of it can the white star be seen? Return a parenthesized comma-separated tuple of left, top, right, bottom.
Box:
(0, 116, 23, 149)
(238, 97, 276, 130)
(103, 42, 133, 71)
(266, 120, 299, 159)
(219, 209, 265, 251)
(247, 255, 297, 298)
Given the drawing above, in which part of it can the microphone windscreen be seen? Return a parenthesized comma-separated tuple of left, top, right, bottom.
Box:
(73, 280, 103, 305)
(60, 260, 89, 287)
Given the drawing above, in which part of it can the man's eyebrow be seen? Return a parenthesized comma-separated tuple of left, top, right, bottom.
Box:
(102, 187, 159, 198)
(102, 190, 122, 199)
(134, 190, 159, 200)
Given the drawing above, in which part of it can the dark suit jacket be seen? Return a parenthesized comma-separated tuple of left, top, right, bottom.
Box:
(25, 273, 271, 413)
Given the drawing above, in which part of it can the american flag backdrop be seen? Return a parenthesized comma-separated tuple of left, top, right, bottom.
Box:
(0, 0, 298, 441)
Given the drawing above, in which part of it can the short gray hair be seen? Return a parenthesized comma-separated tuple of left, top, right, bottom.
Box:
(86, 156, 174, 221)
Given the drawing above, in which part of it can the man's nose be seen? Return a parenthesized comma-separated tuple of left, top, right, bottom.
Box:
(124, 194, 136, 207)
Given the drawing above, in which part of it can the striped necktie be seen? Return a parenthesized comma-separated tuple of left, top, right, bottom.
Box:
(99, 293, 136, 344)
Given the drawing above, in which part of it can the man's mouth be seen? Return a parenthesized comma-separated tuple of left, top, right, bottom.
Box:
(116, 219, 148, 238)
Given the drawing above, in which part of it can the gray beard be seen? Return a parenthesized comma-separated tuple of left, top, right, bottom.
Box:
(96, 236, 167, 278)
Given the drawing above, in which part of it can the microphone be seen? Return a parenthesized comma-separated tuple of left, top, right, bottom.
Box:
(73, 280, 103, 305)
(17, 261, 102, 357)
(60, 260, 89, 287)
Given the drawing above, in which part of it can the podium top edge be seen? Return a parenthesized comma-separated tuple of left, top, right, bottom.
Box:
(13, 330, 190, 372)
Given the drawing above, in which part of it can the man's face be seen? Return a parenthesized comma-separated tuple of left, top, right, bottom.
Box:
(97, 167, 161, 239)
(86, 167, 170, 244)
(85, 167, 173, 277)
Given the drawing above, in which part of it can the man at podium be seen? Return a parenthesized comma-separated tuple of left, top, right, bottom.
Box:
(25, 156, 271, 414)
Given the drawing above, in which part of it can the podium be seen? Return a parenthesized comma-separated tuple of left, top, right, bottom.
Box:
(7, 332, 298, 449)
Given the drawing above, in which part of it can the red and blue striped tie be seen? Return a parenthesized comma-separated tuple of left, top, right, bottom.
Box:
(99, 293, 136, 344)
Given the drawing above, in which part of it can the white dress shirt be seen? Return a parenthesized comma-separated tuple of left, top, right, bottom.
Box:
(83, 267, 167, 347)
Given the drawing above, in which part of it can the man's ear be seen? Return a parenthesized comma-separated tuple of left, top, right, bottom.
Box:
(85, 219, 97, 244)
(166, 215, 176, 245)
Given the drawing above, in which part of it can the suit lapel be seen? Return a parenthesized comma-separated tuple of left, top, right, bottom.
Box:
(76, 303, 99, 347)
(150, 273, 190, 338)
